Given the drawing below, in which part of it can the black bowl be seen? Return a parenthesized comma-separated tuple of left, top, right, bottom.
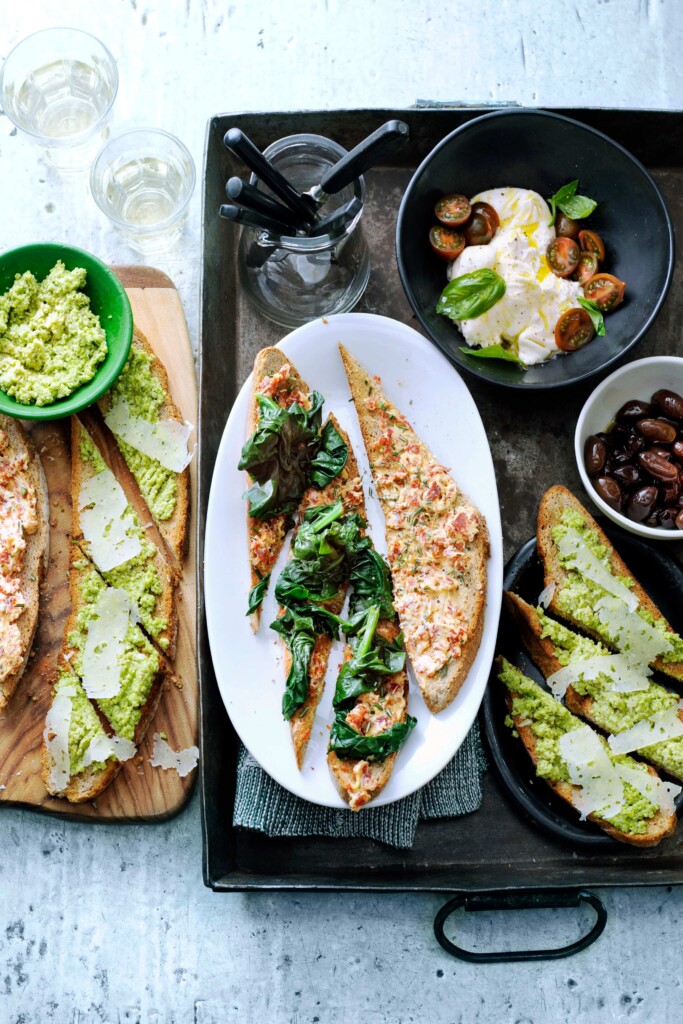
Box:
(396, 109, 675, 390)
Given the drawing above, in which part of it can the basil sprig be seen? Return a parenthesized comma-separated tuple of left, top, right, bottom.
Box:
(578, 296, 606, 336)
(459, 343, 523, 365)
(548, 180, 597, 224)
(328, 715, 417, 762)
(436, 269, 506, 322)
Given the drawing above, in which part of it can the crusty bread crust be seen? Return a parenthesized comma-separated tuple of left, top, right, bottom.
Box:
(0, 416, 49, 714)
(339, 344, 488, 713)
(71, 416, 178, 658)
(505, 590, 683, 784)
(246, 347, 312, 632)
(41, 728, 122, 803)
(98, 327, 190, 569)
(496, 656, 676, 847)
(537, 484, 683, 683)
(287, 414, 364, 769)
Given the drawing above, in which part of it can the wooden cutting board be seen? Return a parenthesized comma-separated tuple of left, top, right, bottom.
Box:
(0, 267, 198, 822)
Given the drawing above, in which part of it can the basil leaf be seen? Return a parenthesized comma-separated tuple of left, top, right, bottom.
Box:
(309, 420, 348, 489)
(246, 573, 270, 615)
(436, 269, 506, 322)
(548, 179, 597, 223)
(239, 391, 325, 520)
(459, 344, 524, 365)
(558, 193, 597, 220)
(578, 296, 606, 337)
(548, 179, 578, 222)
(349, 546, 395, 620)
(328, 714, 417, 761)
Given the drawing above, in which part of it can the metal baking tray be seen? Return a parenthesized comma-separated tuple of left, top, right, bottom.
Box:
(198, 106, 683, 958)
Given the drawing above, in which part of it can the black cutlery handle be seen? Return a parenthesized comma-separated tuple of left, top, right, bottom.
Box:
(226, 177, 300, 227)
(223, 128, 315, 224)
(219, 203, 295, 236)
(319, 120, 409, 196)
(308, 196, 363, 237)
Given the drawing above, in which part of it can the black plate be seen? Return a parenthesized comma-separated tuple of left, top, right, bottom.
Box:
(396, 109, 675, 390)
(482, 525, 683, 848)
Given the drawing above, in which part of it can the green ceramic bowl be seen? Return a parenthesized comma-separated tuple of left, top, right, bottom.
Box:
(0, 242, 133, 420)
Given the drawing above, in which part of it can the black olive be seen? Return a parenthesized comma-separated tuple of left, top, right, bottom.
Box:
(625, 485, 658, 522)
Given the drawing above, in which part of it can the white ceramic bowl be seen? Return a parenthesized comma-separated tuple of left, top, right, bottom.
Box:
(575, 356, 683, 540)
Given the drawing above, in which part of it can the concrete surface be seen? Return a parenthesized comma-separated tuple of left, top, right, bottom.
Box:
(2, 1, 683, 1021)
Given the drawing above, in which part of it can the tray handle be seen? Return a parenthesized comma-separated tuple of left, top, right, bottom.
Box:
(434, 888, 606, 963)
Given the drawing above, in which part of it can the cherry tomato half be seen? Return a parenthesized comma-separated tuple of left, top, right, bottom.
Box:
(555, 212, 580, 240)
(434, 193, 471, 227)
(463, 213, 494, 246)
(578, 229, 606, 262)
(471, 201, 500, 233)
(546, 236, 581, 278)
(429, 225, 465, 261)
(555, 308, 596, 351)
(583, 272, 626, 312)
(575, 251, 599, 285)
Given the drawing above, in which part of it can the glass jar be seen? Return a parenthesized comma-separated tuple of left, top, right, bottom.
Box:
(237, 134, 370, 328)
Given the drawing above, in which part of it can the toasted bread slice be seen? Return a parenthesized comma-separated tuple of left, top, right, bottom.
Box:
(64, 548, 165, 747)
(245, 347, 314, 631)
(328, 620, 410, 811)
(71, 417, 178, 657)
(537, 485, 683, 682)
(504, 591, 683, 784)
(0, 416, 49, 714)
(286, 414, 365, 769)
(42, 670, 123, 803)
(340, 344, 488, 713)
(497, 657, 677, 847)
(97, 328, 190, 568)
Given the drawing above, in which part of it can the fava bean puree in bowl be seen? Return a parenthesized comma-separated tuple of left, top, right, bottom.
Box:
(0, 261, 107, 406)
(0, 243, 133, 421)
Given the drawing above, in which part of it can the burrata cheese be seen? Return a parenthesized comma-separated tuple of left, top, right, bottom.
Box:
(449, 188, 583, 365)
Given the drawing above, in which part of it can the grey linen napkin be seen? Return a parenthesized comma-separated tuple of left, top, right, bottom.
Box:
(232, 721, 488, 850)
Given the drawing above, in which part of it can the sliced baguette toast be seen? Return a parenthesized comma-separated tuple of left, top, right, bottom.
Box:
(63, 547, 166, 748)
(42, 670, 122, 802)
(71, 417, 178, 657)
(0, 416, 49, 714)
(328, 619, 409, 811)
(98, 328, 190, 568)
(245, 347, 314, 632)
(537, 485, 683, 683)
(504, 591, 683, 783)
(497, 657, 677, 847)
(340, 344, 488, 713)
(43, 547, 170, 799)
(286, 414, 365, 769)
